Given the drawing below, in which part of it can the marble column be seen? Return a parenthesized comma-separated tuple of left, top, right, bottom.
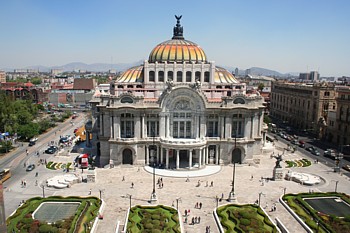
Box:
(198, 149, 202, 168)
(146, 146, 149, 165)
(157, 145, 160, 164)
(215, 145, 219, 165)
(141, 114, 145, 138)
(110, 116, 114, 139)
(205, 147, 209, 165)
(166, 149, 169, 169)
(189, 149, 193, 169)
(176, 150, 179, 169)
(160, 146, 163, 165)
(116, 115, 120, 138)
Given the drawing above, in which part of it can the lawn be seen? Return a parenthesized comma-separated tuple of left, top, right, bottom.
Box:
(283, 192, 350, 233)
(216, 204, 278, 233)
(127, 205, 181, 233)
(6, 196, 101, 233)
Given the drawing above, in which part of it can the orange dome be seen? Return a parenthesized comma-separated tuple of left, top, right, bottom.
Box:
(148, 39, 207, 64)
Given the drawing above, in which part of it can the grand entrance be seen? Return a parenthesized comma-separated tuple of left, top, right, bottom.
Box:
(122, 148, 133, 164)
(232, 148, 242, 164)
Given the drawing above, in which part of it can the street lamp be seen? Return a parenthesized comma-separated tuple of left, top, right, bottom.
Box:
(280, 186, 287, 196)
(99, 189, 104, 200)
(150, 126, 157, 203)
(332, 180, 339, 193)
(127, 194, 132, 209)
(228, 132, 237, 202)
(258, 192, 265, 207)
(40, 184, 45, 198)
(175, 198, 181, 211)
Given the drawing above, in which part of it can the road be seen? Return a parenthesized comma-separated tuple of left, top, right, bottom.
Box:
(0, 113, 87, 217)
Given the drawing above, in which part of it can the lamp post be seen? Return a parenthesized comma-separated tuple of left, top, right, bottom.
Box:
(332, 180, 339, 193)
(127, 194, 132, 209)
(280, 187, 287, 196)
(40, 184, 45, 198)
(150, 126, 157, 203)
(258, 192, 265, 207)
(99, 189, 104, 200)
(176, 198, 181, 211)
(228, 132, 237, 202)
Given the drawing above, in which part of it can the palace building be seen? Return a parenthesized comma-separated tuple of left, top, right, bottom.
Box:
(90, 16, 266, 168)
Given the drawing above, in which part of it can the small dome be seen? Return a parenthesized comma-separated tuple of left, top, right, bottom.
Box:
(214, 67, 239, 84)
(149, 39, 207, 64)
(116, 66, 144, 83)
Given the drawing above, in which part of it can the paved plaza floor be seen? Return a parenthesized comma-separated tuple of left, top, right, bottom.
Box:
(40, 139, 350, 233)
(4, 138, 350, 233)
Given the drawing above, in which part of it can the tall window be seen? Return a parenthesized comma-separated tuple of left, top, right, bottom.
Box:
(168, 71, 173, 80)
(195, 71, 201, 81)
(147, 114, 159, 137)
(207, 114, 219, 137)
(186, 71, 191, 82)
(204, 72, 210, 82)
(121, 113, 134, 138)
(149, 71, 155, 82)
(176, 71, 183, 82)
(232, 114, 244, 138)
(172, 100, 193, 138)
(158, 71, 164, 82)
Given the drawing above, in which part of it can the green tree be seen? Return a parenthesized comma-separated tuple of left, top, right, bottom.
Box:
(0, 140, 12, 153)
(258, 83, 265, 91)
(17, 122, 40, 140)
(30, 77, 42, 85)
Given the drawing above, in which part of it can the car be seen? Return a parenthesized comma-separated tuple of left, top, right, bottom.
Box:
(26, 164, 35, 171)
(45, 146, 58, 154)
(342, 164, 350, 172)
(298, 140, 305, 148)
(29, 137, 38, 146)
(324, 149, 337, 159)
(28, 141, 36, 146)
(59, 137, 69, 143)
(312, 149, 320, 156)
(72, 115, 77, 119)
(306, 146, 316, 153)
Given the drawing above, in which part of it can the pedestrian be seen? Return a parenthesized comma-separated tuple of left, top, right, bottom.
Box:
(122, 176, 125, 181)
(210, 181, 213, 187)
(172, 201, 175, 207)
(251, 175, 254, 180)
(89, 188, 91, 195)
(191, 217, 194, 225)
(185, 209, 187, 216)
(199, 202, 202, 209)
(35, 172, 38, 177)
(35, 180, 38, 186)
(184, 216, 187, 223)
(195, 216, 197, 224)
(186, 175, 190, 182)
(206, 181, 208, 187)
(198, 216, 201, 223)
(188, 209, 190, 215)
(131, 182, 134, 188)
(221, 193, 224, 199)
(195, 202, 198, 208)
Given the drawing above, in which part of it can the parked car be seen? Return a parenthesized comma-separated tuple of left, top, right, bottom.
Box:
(26, 164, 35, 171)
(324, 149, 337, 159)
(298, 140, 305, 148)
(59, 137, 69, 143)
(342, 164, 350, 172)
(45, 146, 58, 154)
(312, 149, 320, 156)
(29, 137, 38, 146)
(306, 146, 317, 153)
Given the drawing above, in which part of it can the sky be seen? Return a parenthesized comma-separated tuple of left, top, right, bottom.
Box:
(0, 0, 349, 77)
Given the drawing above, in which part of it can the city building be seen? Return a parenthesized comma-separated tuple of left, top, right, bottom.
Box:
(270, 81, 336, 139)
(335, 87, 350, 148)
(90, 16, 265, 168)
(0, 71, 5, 83)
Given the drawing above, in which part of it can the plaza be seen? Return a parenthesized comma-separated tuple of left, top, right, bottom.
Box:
(15, 138, 347, 233)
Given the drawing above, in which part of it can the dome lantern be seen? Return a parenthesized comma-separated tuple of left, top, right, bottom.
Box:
(172, 15, 184, 40)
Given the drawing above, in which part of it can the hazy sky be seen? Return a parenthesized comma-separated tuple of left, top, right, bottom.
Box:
(1, 0, 349, 76)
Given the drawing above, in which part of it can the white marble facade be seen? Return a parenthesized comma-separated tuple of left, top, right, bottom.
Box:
(90, 17, 265, 169)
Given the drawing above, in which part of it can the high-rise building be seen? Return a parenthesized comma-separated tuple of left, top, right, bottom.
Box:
(90, 17, 265, 168)
(0, 71, 5, 83)
(310, 71, 320, 81)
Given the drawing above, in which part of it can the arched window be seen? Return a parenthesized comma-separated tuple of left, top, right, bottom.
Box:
(121, 113, 134, 138)
(204, 72, 210, 82)
(186, 71, 192, 82)
(149, 71, 155, 82)
(195, 71, 201, 81)
(158, 71, 164, 82)
(176, 71, 183, 82)
(167, 71, 173, 80)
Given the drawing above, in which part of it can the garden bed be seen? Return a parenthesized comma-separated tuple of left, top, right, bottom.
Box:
(285, 158, 311, 168)
(282, 192, 350, 233)
(6, 196, 101, 233)
(216, 204, 278, 233)
(127, 205, 181, 233)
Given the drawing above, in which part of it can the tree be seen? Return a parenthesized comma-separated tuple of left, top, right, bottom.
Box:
(30, 77, 42, 85)
(17, 122, 40, 140)
(258, 83, 265, 91)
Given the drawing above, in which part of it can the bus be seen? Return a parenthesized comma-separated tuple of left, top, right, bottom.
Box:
(0, 169, 11, 183)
